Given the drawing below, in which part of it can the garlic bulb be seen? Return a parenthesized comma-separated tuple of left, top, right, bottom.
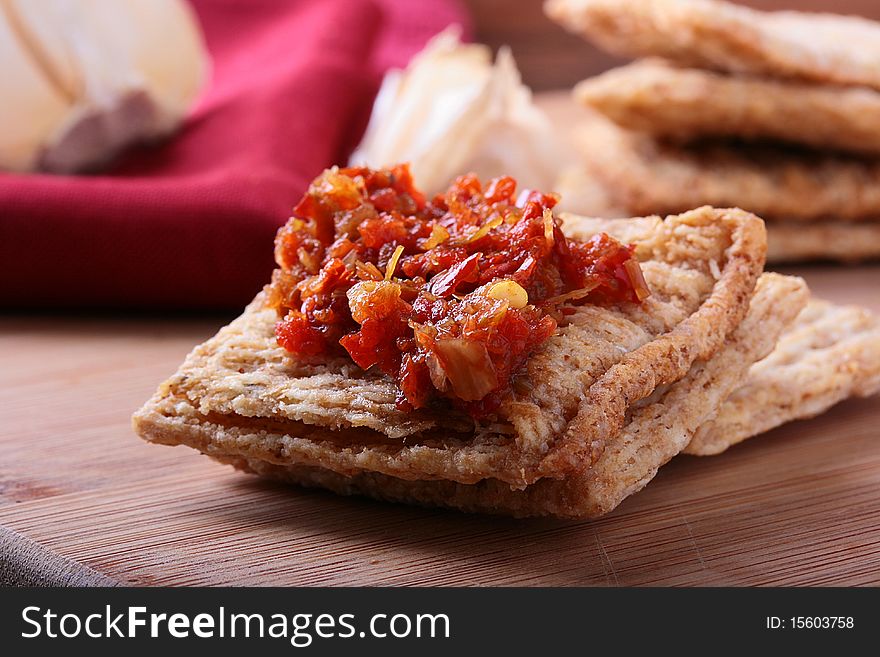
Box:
(349, 28, 567, 196)
(0, 0, 209, 173)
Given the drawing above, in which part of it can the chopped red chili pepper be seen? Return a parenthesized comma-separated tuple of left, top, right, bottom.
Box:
(265, 165, 650, 416)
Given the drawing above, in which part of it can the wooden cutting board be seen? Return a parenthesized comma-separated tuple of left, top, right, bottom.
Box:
(1, 263, 878, 586)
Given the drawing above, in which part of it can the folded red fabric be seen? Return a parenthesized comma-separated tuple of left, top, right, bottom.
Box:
(0, 0, 469, 310)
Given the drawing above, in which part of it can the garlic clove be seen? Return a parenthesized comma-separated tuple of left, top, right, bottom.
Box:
(350, 28, 568, 196)
(80, 0, 209, 123)
(0, 8, 72, 172)
(455, 47, 565, 193)
(351, 28, 495, 194)
(0, 0, 209, 173)
(39, 90, 159, 173)
(3, 0, 84, 102)
(485, 279, 529, 309)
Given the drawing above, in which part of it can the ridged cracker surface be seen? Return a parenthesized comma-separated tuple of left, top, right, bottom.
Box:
(688, 300, 880, 455)
(546, 0, 880, 90)
(575, 116, 880, 222)
(134, 272, 805, 518)
(575, 59, 880, 156)
(133, 208, 766, 517)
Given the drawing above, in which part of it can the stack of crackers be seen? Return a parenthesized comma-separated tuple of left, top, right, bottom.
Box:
(547, 0, 880, 263)
(135, 204, 880, 518)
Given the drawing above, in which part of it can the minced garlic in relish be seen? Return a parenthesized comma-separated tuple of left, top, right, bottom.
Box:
(266, 165, 649, 416)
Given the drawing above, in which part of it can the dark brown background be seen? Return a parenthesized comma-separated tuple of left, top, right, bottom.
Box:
(465, 0, 880, 89)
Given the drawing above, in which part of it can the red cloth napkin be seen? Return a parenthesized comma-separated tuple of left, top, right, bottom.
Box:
(0, 0, 469, 310)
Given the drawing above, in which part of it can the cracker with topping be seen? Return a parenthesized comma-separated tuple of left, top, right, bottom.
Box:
(133, 166, 768, 517)
(134, 271, 806, 517)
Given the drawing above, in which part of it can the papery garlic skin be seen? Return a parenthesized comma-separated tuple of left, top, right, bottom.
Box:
(0, 0, 210, 173)
(350, 28, 568, 197)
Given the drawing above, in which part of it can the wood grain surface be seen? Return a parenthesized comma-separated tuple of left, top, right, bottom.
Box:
(1, 261, 878, 586)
